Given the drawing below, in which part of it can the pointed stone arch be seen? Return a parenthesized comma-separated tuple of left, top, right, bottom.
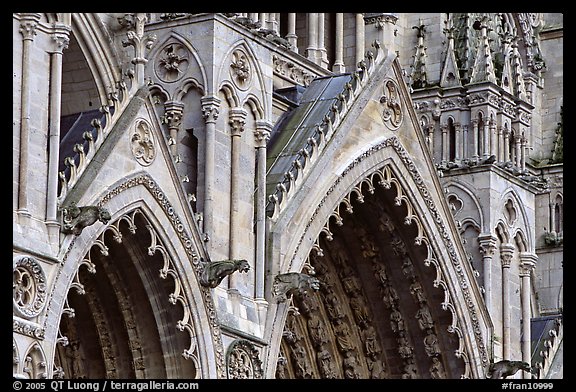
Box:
(45, 173, 225, 379)
(268, 136, 491, 379)
(499, 189, 533, 250)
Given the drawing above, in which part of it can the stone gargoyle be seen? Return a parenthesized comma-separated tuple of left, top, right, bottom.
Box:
(486, 360, 532, 379)
(61, 203, 111, 236)
(199, 259, 250, 288)
(273, 272, 320, 303)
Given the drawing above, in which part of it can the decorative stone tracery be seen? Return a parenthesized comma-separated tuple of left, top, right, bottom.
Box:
(13, 256, 47, 319)
(226, 340, 263, 379)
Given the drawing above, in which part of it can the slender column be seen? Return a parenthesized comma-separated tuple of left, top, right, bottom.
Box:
(462, 124, 469, 160)
(254, 120, 272, 300)
(478, 235, 497, 313)
(497, 125, 504, 162)
(549, 201, 555, 234)
(471, 119, 479, 158)
(500, 244, 515, 360)
(519, 253, 537, 379)
(317, 13, 328, 67)
(200, 96, 221, 246)
(248, 13, 258, 23)
(17, 13, 42, 217)
(483, 121, 490, 158)
(441, 124, 448, 162)
(228, 108, 247, 291)
(514, 134, 522, 168)
(503, 127, 511, 162)
(454, 122, 462, 162)
(489, 120, 497, 157)
(355, 13, 365, 68)
(307, 13, 318, 62)
(259, 13, 267, 28)
(520, 133, 527, 171)
(269, 13, 279, 34)
(333, 13, 345, 73)
(427, 125, 434, 154)
(164, 101, 184, 160)
(286, 13, 298, 53)
(46, 24, 71, 239)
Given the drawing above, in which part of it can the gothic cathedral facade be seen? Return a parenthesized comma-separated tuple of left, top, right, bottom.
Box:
(13, 13, 563, 379)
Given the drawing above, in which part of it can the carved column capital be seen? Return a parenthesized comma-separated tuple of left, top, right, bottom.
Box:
(229, 108, 247, 137)
(50, 23, 71, 54)
(19, 13, 42, 41)
(201, 96, 221, 124)
(500, 244, 515, 268)
(163, 101, 184, 129)
(519, 252, 537, 276)
(254, 120, 273, 148)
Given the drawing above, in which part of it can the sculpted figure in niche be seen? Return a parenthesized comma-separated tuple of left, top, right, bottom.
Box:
(423, 330, 442, 357)
(290, 343, 313, 379)
(275, 355, 288, 379)
(373, 262, 389, 286)
(390, 308, 405, 333)
(397, 331, 414, 359)
(416, 305, 435, 331)
(361, 323, 382, 360)
(334, 320, 355, 353)
(349, 295, 370, 326)
(307, 312, 329, 348)
(430, 357, 447, 379)
(297, 292, 319, 316)
(316, 348, 337, 379)
(199, 259, 250, 288)
(401, 257, 417, 281)
(367, 358, 387, 379)
(382, 284, 400, 309)
(324, 286, 346, 322)
(402, 359, 419, 379)
(409, 281, 427, 304)
(339, 264, 361, 295)
(342, 350, 362, 379)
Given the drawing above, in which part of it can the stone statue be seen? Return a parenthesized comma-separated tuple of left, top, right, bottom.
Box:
(487, 360, 532, 379)
(273, 272, 320, 302)
(199, 259, 250, 288)
(61, 203, 111, 235)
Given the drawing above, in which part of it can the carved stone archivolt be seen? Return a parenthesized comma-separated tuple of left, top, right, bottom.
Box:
(130, 119, 156, 166)
(229, 49, 252, 90)
(154, 43, 189, 83)
(226, 340, 263, 379)
(13, 255, 47, 319)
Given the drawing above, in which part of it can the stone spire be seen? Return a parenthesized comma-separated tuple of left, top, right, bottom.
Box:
(410, 19, 428, 89)
(440, 16, 462, 88)
(470, 15, 497, 84)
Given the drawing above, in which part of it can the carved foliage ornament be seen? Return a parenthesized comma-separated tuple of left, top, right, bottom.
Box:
(155, 43, 189, 83)
(379, 79, 403, 130)
(13, 256, 47, 319)
(130, 119, 156, 166)
(230, 49, 252, 90)
(226, 340, 263, 379)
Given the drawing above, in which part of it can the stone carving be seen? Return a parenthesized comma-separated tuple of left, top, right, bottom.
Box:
(361, 324, 381, 360)
(13, 256, 47, 319)
(227, 340, 263, 379)
(307, 312, 329, 348)
(410, 281, 427, 304)
(273, 272, 320, 302)
(275, 355, 288, 379)
(230, 49, 252, 90)
(334, 320, 355, 353)
(402, 358, 419, 379)
(61, 203, 111, 236)
(155, 43, 189, 83)
(367, 358, 387, 379)
(130, 120, 156, 166)
(416, 305, 435, 330)
(382, 284, 400, 309)
(390, 308, 406, 333)
(316, 348, 337, 379)
(423, 331, 442, 357)
(430, 357, 447, 379)
(290, 342, 313, 378)
(343, 350, 362, 379)
(379, 79, 403, 130)
(199, 259, 250, 288)
(487, 360, 532, 379)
